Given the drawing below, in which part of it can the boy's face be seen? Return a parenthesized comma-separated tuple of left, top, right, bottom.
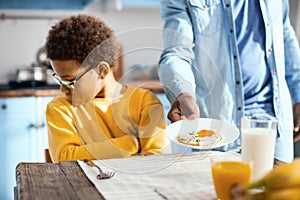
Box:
(51, 60, 80, 97)
(51, 60, 103, 105)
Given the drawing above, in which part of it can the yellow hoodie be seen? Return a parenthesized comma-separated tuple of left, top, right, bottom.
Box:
(46, 85, 170, 163)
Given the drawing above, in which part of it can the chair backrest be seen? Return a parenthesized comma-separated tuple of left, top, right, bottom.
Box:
(45, 149, 52, 163)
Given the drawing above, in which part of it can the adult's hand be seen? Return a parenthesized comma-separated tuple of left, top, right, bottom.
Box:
(293, 102, 300, 142)
(167, 93, 200, 123)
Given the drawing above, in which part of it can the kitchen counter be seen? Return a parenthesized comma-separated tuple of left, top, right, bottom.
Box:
(0, 84, 60, 98)
(0, 81, 164, 98)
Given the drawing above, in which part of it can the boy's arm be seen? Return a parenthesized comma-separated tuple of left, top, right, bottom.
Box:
(136, 91, 171, 155)
(46, 101, 139, 163)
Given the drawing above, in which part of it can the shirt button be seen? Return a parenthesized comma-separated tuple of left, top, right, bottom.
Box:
(230, 29, 233, 33)
(203, 5, 208, 9)
(236, 80, 240, 85)
(237, 107, 242, 111)
(275, 96, 279, 101)
(268, 48, 273, 52)
(266, 22, 270, 27)
(226, 3, 230, 7)
(272, 71, 277, 76)
(234, 55, 237, 59)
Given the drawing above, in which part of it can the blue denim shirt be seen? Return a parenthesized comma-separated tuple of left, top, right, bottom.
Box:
(158, 0, 300, 162)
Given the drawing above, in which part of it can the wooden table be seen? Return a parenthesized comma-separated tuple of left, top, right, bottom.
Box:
(15, 152, 286, 200)
(15, 161, 104, 200)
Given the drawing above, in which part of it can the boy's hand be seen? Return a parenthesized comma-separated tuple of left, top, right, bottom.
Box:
(167, 93, 200, 123)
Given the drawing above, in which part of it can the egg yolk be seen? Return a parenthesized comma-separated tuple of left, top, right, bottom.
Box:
(197, 129, 215, 137)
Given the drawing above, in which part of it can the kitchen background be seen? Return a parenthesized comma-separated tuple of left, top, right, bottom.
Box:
(0, 0, 300, 199)
(0, 0, 163, 84)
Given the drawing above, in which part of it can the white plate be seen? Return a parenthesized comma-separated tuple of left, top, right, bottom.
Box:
(165, 118, 240, 149)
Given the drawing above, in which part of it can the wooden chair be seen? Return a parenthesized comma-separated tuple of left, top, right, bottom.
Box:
(45, 149, 52, 163)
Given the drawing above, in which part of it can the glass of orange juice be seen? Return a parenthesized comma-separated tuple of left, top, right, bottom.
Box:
(211, 157, 252, 200)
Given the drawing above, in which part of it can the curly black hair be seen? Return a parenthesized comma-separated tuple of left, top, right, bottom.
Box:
(45, 14, 120, 68)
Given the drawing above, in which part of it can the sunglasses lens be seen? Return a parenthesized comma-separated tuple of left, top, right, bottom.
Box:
(51, 74, 75, 89)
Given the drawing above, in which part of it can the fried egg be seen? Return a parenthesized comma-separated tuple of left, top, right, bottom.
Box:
(177, 129, 222, 147)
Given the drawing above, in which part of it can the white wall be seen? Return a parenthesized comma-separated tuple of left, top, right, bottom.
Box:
(0, 7, 163, 84)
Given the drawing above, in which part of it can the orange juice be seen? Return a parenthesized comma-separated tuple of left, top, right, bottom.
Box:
(211, 161, 252, 200)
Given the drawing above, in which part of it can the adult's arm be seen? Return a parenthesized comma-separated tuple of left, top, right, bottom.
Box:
(158, 0, 200, 121)
(158, 0, 196, 104)
(282, 0, 300, 141)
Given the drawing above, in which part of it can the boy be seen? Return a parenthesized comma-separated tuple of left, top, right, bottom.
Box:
(45, 14, 170, 163)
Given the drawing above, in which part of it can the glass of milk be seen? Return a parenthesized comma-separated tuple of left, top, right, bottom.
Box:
(241, 115, 278, 181)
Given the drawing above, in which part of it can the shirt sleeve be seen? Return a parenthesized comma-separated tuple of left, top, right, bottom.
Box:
(282, 0, 300, 103)
(158, 0, 197, 104)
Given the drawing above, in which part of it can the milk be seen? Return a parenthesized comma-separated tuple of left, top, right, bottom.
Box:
(241, 128, 276, 181)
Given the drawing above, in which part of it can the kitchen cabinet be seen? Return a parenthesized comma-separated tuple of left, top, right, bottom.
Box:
(0, 96, 53, 200)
